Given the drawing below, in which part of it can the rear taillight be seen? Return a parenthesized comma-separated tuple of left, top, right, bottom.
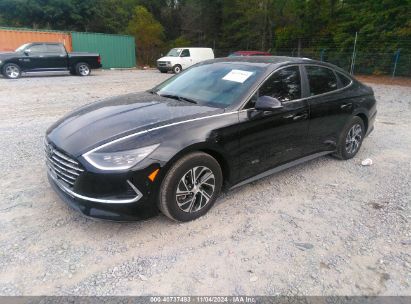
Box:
(98, 56, 101, 64)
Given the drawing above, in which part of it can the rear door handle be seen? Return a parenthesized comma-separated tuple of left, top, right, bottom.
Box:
(340, 103, 352, 109)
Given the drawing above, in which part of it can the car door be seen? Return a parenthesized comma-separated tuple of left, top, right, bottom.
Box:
(303, 65, 353, 152)
(24, 43, 48, 71)
(43, 44, 67, 70)
(179, 49, 193, 69)
(238, 65, 310, 180)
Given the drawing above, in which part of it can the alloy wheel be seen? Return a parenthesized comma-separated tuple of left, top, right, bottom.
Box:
(6, 66, 20, 79)
(345, 123, 362, 154)
(175, 166, 215, 213)
(79, 64, 90, 76)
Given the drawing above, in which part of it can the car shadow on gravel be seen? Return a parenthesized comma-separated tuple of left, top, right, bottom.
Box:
(62, 155, 342, 229)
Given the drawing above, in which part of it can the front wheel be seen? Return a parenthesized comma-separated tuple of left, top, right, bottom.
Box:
(2, 63, 21, 79)
(75, 63, 91, 76)
(172, 65, 182, 74)
(158, 152, 223, 222)
(334, 116, 365, 160)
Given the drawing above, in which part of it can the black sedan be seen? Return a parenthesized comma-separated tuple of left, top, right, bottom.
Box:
(45, 56, 377, 222)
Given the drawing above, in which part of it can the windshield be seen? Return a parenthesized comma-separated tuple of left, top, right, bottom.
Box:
(166, 48, 182, 57)
(153, 63, 265, 108)
(15, 43, 30, 52)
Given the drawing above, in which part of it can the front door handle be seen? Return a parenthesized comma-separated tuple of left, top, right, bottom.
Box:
(340, 103, 352, 109)
(283, 113, 308, 121)
(293, 113, 308, 121)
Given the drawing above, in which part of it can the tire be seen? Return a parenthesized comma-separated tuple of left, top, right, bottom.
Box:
(172, 65, 182, 74)
(75, 62, 91, 76)
(158, 152, 223, 222)
(2, 63, 21, 79)
(334, 116, 365, 160)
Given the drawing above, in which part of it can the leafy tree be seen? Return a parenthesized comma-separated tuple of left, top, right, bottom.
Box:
(126, 5, 165, 65)
(0, 0, 410, 73)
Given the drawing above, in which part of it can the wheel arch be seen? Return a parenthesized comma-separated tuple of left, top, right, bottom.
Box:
(161, 143, 232, 187)
(355, 112, 368, 133)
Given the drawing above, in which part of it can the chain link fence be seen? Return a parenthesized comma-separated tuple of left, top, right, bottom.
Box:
(214, 48, 411, 77)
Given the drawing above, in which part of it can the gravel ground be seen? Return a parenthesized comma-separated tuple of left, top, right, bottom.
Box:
(0, 70, 410, 296)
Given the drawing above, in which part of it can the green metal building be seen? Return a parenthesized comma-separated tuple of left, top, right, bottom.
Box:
(71, 32, 136, 69)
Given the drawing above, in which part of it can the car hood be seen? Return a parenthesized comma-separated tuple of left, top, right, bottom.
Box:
(46, 91, 223, 157)
(157, 56, 179, 62)
(0, 52, 17, 59)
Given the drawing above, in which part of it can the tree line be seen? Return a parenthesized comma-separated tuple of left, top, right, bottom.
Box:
(0, 0, 410, 73)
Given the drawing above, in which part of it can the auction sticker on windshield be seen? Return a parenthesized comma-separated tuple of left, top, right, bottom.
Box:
(222, 69, 254, 83)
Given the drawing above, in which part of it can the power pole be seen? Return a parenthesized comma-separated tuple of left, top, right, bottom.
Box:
(392, 49, 401, 78)
(320, 49, 326, 61)
(350, 32, 358, 75)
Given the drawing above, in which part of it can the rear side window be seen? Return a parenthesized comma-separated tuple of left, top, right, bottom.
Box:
(306, 66, 338, 96)
(337, 72, 352, 87)
(259, 66, 301, 102)
(46, 44, 65, 53)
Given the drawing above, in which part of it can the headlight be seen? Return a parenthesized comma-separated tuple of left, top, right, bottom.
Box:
(83, 144, 159, 171)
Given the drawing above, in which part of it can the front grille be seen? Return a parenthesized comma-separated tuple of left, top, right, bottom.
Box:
(157, 61, 167, 67)
(45, 141, 84, 188)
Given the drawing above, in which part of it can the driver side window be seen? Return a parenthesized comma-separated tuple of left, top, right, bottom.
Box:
(27, 44, 46, 53)
(259, 66, 301, 102)
(245, 66, 301, 109)
(180, 49, 190, 57)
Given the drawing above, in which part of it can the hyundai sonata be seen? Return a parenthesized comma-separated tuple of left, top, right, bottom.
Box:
(45, 57, 377, 221)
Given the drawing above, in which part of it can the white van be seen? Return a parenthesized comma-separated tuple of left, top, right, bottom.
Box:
(157, 47, 214, 74)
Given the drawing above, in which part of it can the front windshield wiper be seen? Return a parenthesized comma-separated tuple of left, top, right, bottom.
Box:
(159, 93, 198, 104)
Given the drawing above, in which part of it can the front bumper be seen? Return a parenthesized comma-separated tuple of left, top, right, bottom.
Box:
(48, 172, 160, 221)
(157, 61, 172, 71)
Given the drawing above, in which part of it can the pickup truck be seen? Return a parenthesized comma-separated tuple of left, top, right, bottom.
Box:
(0, 42, 102, 79)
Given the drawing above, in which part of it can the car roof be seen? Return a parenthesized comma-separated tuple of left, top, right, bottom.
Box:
(29, 42, 61, 45)
(232, 51, 271, 55)
(173, 47, 212, 49)
(208, 56, 348, 74)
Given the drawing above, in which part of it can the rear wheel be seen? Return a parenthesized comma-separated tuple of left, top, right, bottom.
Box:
(2, 63, 21, 79)
(334, 116, 365, 160)
(158, 152, 223, 222)
(75, 62, 90, 76)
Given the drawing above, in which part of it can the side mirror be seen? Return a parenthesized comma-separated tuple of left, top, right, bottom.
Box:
(24, 49, 31, 56)
(255, 96, 283, 111)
